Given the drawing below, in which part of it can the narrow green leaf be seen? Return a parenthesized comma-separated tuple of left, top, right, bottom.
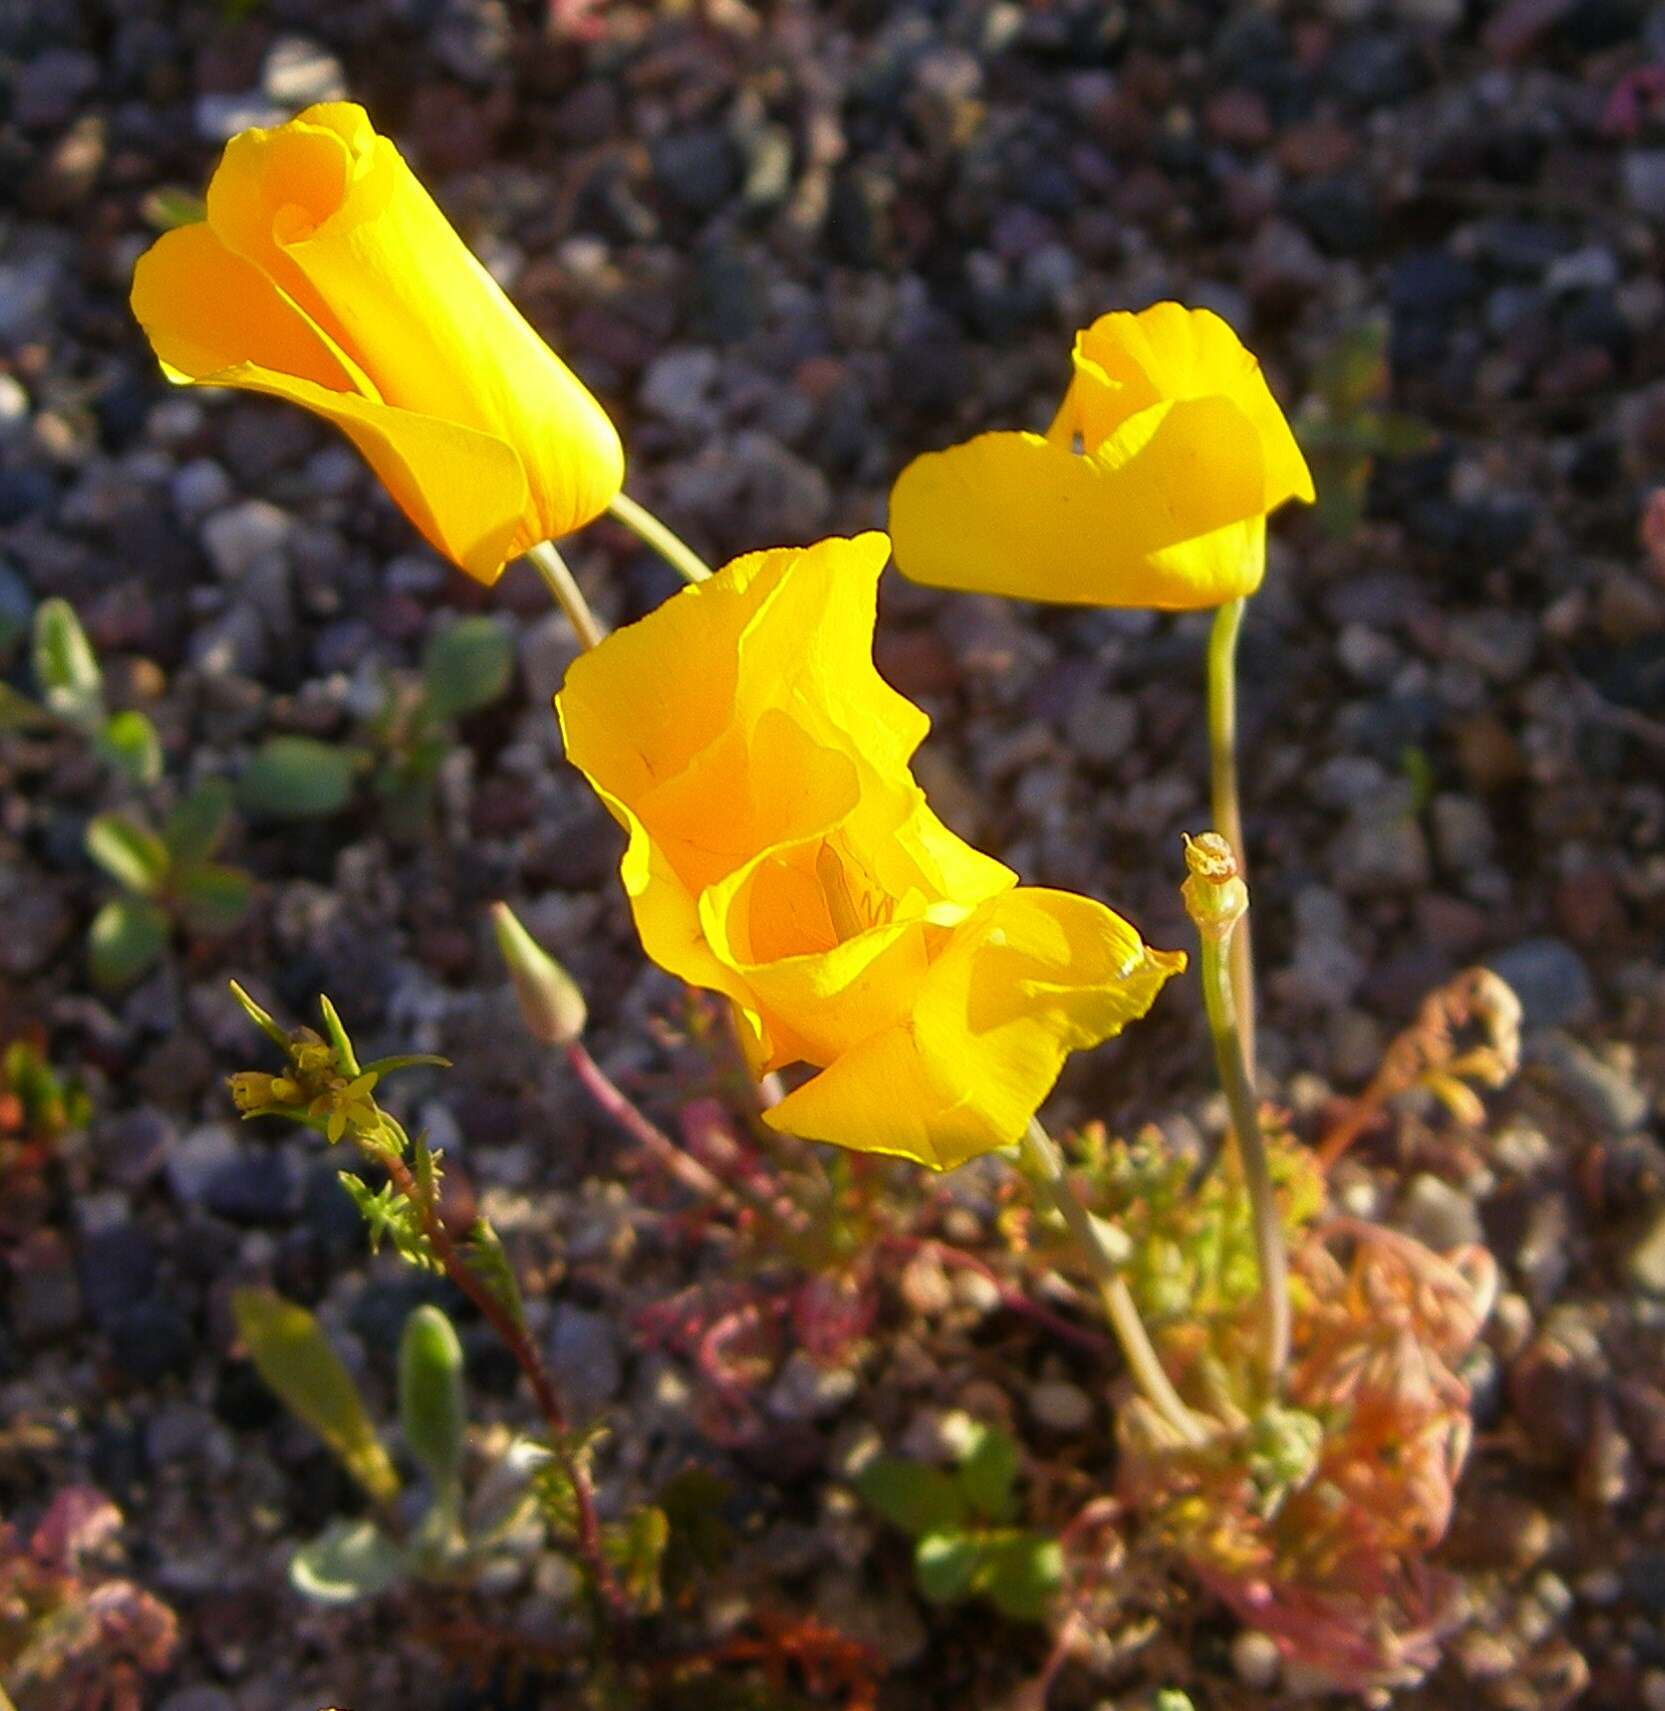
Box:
(232, 1286, 400, 1503)
(399, 1305, 467, 1496)
(228, 977, 290, 1050)
(855, 1456, 968, 1538)
(95, 710, 163, 786)
(956, 1421, 1020, 1524)
(0, 683, 53, 732)
(914, 1528, 980, 1605)
(33, 598, 102, 723)
(461, 1215, 524, 1329)
(239, 736, 360, 819)
(87, 896, 169, 990)
(164, 779, 234, 866)
(141, 185, 207, 231)
(85, 812, 170, 896)
(289, 1518, 403, 1606)
(174, 863, 254, 936)
(607, 1505, 669, 1615)
(317, 993, 361, 1076)
(421, 615, 514, 721)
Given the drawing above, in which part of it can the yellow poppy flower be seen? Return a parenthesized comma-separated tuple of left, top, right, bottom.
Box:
(556, 533, 1183, 1170)
(130, 102, 623, 584)
(889, 302, 1314, 609)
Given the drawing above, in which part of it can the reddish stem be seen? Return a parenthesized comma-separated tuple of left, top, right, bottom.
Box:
(380, 1149, 624, 1620)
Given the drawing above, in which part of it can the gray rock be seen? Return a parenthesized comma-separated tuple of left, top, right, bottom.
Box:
(188, 601, 269, 677)
(1629, 1208, 1665, 1298)
(639, 347, 721, 427)
(1624, 150, 1665, 218)
(14, 49, 99, 127)
(1028, 1378, 1092, 1432)
(202, 499, 293, 580)
(171, 458, 234, 523)
(159, 1690, 237, 1711)
(261, 36, 347, 108)
(434, 0, 514, 83)
(768, 1349, 858, 1422)
(1431, 793, 1495, 870)
(1232, 1628, 1283, 1690)
(0, 373, 29, 438)
(547, 1304, 624, 1414)
(9, 1230, 83, 1346)
(1447, 610, 1537, 683)
(1486, 938, 1594, 1031)
(194, 92, 288, 144)
(1331, 792, 1431, 895)
(1398, 1173, 1483, 1250)
(1529, 1032, 1649, 1135)
(0, 253, 62, 344)
(164, 1124, 239, 1206)
(1064, 690, 1138, 767)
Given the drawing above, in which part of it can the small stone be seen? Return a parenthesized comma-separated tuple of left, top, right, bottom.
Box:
(1337, 623, 1400, 686)
(1028, 1378, 1093, 1433)
(159, 1691, 236, 1711)
(547, 1304, 624, 1414)
(654, 127, 741, 217)
(1447, 610, 1538, 683)
(1626, 1205, 1665, 1298)
(433, 0, 514, 83)
(639, 347, 721, 427)
(1064, 691, 1138, 767)
(261, 36, 347, 108)
(78, 1224, 160, 1331)
(1232, 1628, 1282, 1689)
(1529, 1033, 1648, 1134)
(8, 1229, 83, 1346)
(195, 92, 288, 144)
(1485, 938, 1594, 1030)
(108, 1296, 195, 1385)
(1398, 1174, 1482, 1250)
(1331, 795, 1431, 895)
(201, 499, 293, 580)
(768, 1349, 858, 1422)
(0, 373, 28, 438)
(1624, 150, 1665, 218)
(171, 458, 234, 522)
(1431, 793, 1496, 870)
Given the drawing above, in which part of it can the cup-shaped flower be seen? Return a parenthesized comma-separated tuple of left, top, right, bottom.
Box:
(555, 532, 1184, 1170)
(130, 102, 623, 583)
(889, 302, 1314, 610)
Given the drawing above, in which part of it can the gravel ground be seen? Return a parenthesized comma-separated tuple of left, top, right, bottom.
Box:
(3, 1, 1665, 1707)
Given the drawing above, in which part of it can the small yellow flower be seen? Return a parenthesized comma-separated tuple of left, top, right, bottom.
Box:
(556, 533, 1183, 1170)
(313, 1072, 381, 1144)
(889, 302, 1314, 609)
(130, 102, 623, 583)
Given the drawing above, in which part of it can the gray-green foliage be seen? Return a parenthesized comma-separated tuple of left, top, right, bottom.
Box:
(84, 780, 253, 989)
(237, 614, 513, 830)
(4, 598, 164, 785)
(855, 1415, 1063, 1622)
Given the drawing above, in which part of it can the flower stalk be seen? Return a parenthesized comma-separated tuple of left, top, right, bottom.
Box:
(526, 539, 606, 650)
(1207, 596, 1256, 1080)
(1019, 1117, 1206, 1445)
(608, 490, 713, 584)
(1182, 833, 1290, 1389)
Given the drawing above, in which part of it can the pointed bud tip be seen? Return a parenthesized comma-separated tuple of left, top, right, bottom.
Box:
(491, 902, 587, 1045)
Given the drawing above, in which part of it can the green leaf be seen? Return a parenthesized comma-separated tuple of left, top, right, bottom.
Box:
(1313, 322, 1388, 415)
(85, 812, 171, 896)
(228, 977, 291, 1050)
(975, 1532, 1063, 1622)
(87, 896, 169, 990)
(33, 598, 102, 724)
(95, 710, 163, 786)
(239, 736, 360, 819)
(914, 1528, 980, 1605)
(422, 615, 514, 721)
(399, 1305, 467, 1496)
(289, 1518, 403, 1605)
(461, 1216, 525, 1329)
(607, 1505, 670, 1615)
(956, 1421, 1020, 1524)
(175, 863, 254, 936)
(0, 683, 53, 732)
(338, 1172, 441, 1268)
(232, 1286, 400, 1503)
(317, 992, 361, 1076)
(164, 780, 234, 866)
(1367, 408, 1439, 460)
(1154, 1693, 1198, 1711)
(857, 1456, 968, 1538)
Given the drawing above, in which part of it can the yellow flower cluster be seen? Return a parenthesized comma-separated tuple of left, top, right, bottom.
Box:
(132, 106, 1315, 1171)
(557, 534, 1184, 1168)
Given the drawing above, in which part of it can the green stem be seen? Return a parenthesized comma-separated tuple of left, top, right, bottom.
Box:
(1207, 597, 1256, 1081)
(1196, 923, 1291, 1388)
(608, 490, 713, 585)
(525, 539, 606, 650)
(1019, 1118, 1206, 1445)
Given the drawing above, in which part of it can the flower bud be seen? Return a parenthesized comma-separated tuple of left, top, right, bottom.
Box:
(1180, 832, 1248, 943)
(227, 1071, 279, 1114)
(491, 902, 587, 1046)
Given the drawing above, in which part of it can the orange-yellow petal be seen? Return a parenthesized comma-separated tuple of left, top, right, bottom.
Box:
(765, 888, 1184, 1169)
(890, 400, 1272, 609)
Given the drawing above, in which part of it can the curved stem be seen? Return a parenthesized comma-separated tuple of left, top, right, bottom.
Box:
(1019, 1119, 1206, 1444)
(608, 490, 713, 585)
(526, 539, 606, 650)
(1196, 924, 1291, 1388)
(1207, 597, 1255, 1081)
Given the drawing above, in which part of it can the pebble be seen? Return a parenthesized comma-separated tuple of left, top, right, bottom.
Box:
(171, 458, 234, 523)
(1028, 1378, 1093, 1433)
(1625, 1206, 1665, 1298)
(768, 1350, 859, 1422)
(546, 1303, 624, 1415)
(194, 92, 288, 143)
(1431, 793, 1496, 870)
(1529, 1033, 1648, 1135)
(1486, 938, 1595, 1031)
(8, 1229, 83, 1346)
(639, 347, 722, 427)
(261, 37, 347, 109)
(1398, 1173, 1483, 1250)
(201, 499, 293, 580)
(1231, 1628, 1283, 1690)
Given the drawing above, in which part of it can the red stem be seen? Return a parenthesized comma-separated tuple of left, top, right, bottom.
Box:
(380, 1149, 624, 1621)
